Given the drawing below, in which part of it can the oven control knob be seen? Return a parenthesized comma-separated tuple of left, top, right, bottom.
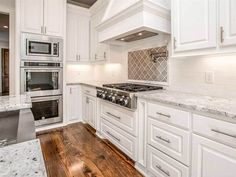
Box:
(111, 95, 116, 103)
(121, 97, 130, 106)
(101, 93, 106, 99)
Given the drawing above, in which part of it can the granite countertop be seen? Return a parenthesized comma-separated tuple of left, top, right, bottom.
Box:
(136, 90, 236, 119)
(67, 81, 114, 88)
(0, 139, 47, 177)
(0, 95, 32, 113)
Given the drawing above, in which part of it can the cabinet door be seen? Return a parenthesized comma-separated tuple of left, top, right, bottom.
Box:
(66, 86, 81, 122)
(66, 10, 78, 62)
(77, 15, 90, 61)
(88, 96, 96, 128)
(20, 0, 44, 34)
(44, 0, 64, 37)
(172, 0, 217, 52)
(219, 0, 236, 47)
(192, 134, 236, 177)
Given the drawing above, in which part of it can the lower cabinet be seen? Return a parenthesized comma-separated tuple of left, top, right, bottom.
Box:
(147, 145, 189, 177)
(82, 93, 96, 128)
(192, 134, 236, 177)
(66, 85, 82, 123)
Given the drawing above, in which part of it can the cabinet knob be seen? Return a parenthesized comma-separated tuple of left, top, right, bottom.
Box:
(173, 37, 177, 49)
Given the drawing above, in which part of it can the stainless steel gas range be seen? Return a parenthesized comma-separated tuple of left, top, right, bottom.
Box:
(97, 83, 163, 110)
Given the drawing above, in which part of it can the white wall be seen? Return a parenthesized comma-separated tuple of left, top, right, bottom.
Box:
(66, 64, 95, 83)
(87, 34, 236, 99)
(169, 54, 236, 99)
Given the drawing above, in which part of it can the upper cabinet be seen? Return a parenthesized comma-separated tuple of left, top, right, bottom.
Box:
(20, 0, 65, 37)
(66, 4, 90, 63)
(90, 6, 109, 62)
(219, 0, 236, 47)
(172, 0, 236, 57)
(172, 0, 217, 53)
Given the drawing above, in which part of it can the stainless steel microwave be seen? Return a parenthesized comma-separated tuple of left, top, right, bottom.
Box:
(21, 33, 63, 61)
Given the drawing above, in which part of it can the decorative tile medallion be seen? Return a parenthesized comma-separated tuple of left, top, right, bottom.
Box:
(128, 46, 168, 82)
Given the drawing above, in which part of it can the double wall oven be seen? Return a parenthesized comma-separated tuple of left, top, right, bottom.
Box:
(21, 33, 63, 126)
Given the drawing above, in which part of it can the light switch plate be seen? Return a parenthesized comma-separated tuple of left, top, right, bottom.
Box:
(205, 71, 214, 84)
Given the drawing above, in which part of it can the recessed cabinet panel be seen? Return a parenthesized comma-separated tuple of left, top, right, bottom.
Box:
(66, 11, 79, 62)
(220, 0, 236, 46)
(192, 134, 236, 177)
(172, 0, 217, 52)
(20, 0, 44, 34)
(44, 0, 64, 37)
(66, 5, 90, 62)
(66, 86, 81, 122)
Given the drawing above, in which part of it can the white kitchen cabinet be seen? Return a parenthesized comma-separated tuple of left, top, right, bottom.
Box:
(82, 93, 96, 128)
(172, 0, 217, 52)
(20, 0, 64, 37)
(44, 0, 64, 37)
(66, 5, 90, 63)
(66, 85, 82, 123)
(90, 7, 109, 62)
(219, 0, 236, 47)
(192, 134, 236, 177)
(20, 0, 44, 34)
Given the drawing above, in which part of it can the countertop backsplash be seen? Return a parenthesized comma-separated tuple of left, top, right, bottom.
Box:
(128, 46, 168, 83)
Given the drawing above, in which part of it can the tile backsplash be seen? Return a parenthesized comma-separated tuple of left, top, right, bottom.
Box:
(128, 46, 168, 82)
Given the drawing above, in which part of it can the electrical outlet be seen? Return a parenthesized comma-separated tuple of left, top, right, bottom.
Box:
(205, 71, 214, 84)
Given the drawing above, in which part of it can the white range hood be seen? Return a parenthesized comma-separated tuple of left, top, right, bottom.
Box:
(96, 0, 171, 44)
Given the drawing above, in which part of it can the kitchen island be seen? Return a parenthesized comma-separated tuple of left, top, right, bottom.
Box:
(0, 139, 47, 177)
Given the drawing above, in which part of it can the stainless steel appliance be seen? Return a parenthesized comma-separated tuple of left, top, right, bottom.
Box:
(21, 33, 63, 62)
(31, 95, 63, 127)
(20, 62, 63, 97)
(97, 83, 163, 109)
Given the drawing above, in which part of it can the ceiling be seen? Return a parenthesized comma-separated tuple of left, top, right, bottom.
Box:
(67, 0, 97, 8)
(0, 14, 9, 32)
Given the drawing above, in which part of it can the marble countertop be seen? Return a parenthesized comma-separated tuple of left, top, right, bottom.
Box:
(136, 90, 236, 119)
(0, 95, 32, 113)
(0, 139, 47, 177)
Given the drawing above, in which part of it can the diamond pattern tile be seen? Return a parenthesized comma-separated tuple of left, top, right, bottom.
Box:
(128, 46, 168, 82)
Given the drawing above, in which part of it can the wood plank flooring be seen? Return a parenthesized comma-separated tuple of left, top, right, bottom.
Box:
(37, 123, 143, 177)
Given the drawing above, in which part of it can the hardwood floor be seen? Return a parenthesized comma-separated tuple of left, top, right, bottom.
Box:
(37, 123, 143, 177)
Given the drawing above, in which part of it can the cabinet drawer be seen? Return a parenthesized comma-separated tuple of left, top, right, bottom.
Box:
(147, 103, 191, 129)
(101, 101, 137, 136)
(193, 114, 236, 148)
(82, 85, 96, 97)
(101, 119, 137, 160)
(147, 118, 190, 165)
(147, 145, 189, 177)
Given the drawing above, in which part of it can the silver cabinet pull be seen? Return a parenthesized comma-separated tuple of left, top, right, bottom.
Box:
(79, 55, 81, 60)
(156, 112, 171, 118)
(106, 131, 120, 142)
(106, 112, 121, 120)
(85, 90, 90, 94)
(220, 26, 224, 43)
(156, 136, 171, 143)
(156, 165, 170, 176)
(95, 54, 97, 60)
(86, 97, 89, 104)
(44, 26, 47, 34)
(173, 37, 177, 49)
(211, 129, 236, 139)
(104, 52, 106, 59)
(41, 26, 44, 34)
(76, 54, 78, 61)
(70, 88, 72, 94)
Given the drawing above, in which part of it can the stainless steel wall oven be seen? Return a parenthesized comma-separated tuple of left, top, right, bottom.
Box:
(21, 62, 63, 97)
(31, 95, 63, 126)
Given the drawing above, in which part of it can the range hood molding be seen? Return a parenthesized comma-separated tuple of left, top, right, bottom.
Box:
(96, 0, 171, 44)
